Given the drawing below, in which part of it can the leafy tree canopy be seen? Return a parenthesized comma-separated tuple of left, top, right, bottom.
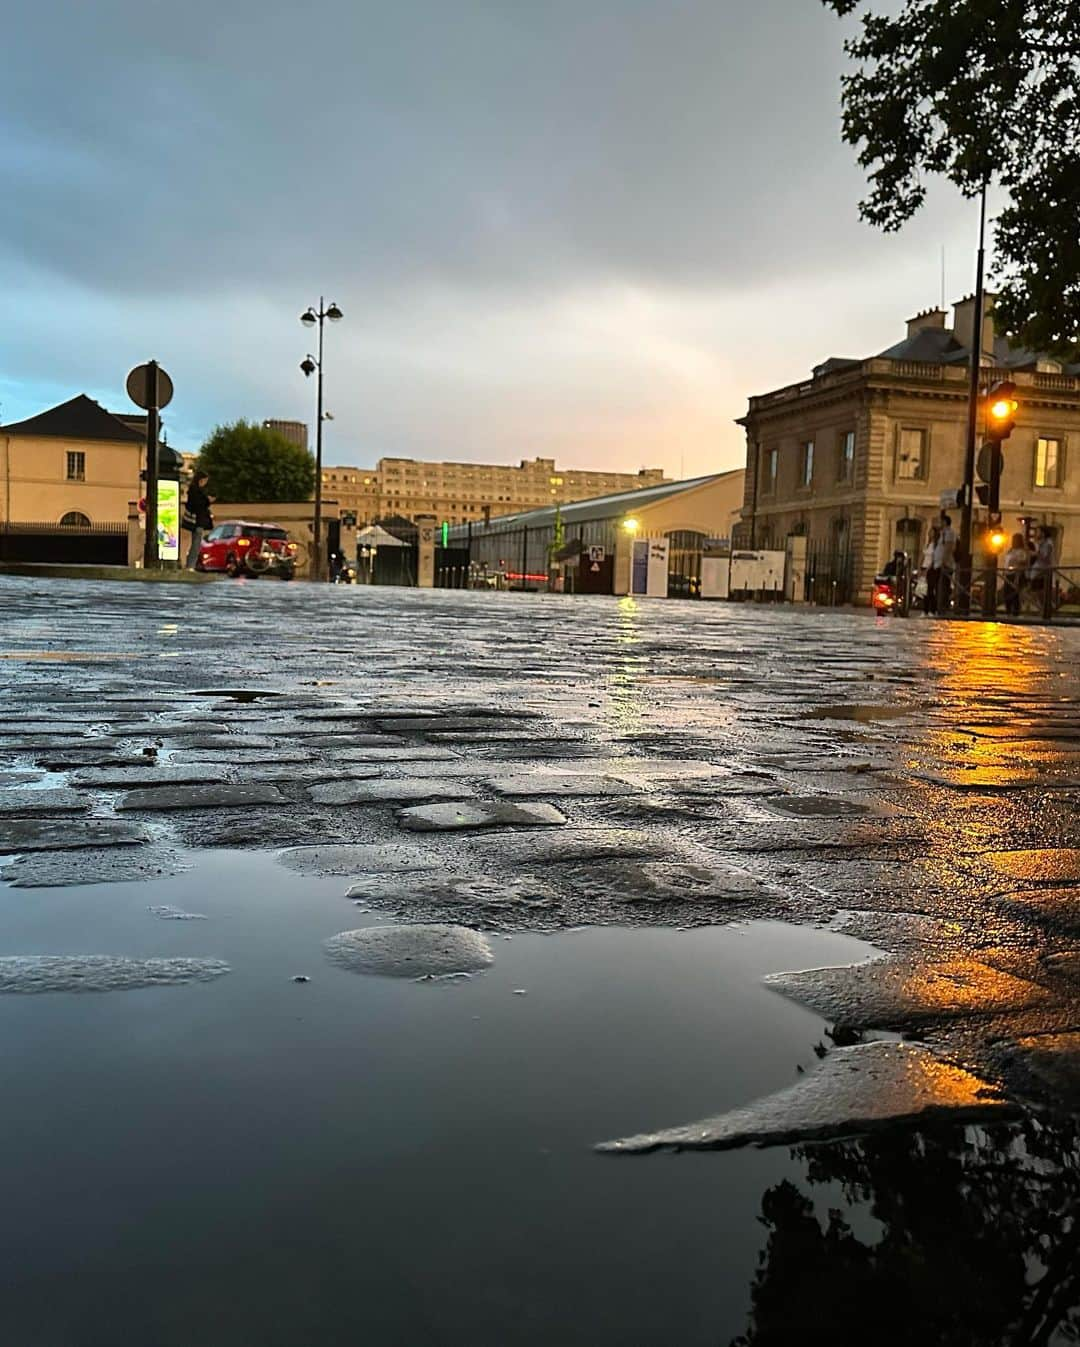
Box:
(823, 0, 1080, 356)
(196, 420, 315, 502)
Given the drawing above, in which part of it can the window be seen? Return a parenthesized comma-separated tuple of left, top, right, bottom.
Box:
(839, 431, 855, 483)
(1035, 437, 1063, 488)
(800, 441, 815, 488)
(764, 448, 778, 494)
(66, 451, 85, 481)
(59, 511, 91, 527)
(897, 428, 927, 480)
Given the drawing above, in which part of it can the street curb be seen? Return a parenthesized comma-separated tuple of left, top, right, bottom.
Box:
(0, 563, 222, 584)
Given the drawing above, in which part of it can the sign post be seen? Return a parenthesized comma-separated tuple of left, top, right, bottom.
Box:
(127, 361, 174, 570)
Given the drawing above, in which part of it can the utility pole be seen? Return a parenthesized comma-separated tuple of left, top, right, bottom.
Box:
(958, 181, 988, 615)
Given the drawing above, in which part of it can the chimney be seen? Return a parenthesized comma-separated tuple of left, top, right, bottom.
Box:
(905, 308, 947, 339)
(951, 292, 996, 359)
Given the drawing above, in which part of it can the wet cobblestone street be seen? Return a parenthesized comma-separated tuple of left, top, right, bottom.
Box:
(4, 575, 1080, 1344)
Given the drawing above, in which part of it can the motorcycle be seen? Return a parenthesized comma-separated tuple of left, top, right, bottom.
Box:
(329, 552, 357, 584)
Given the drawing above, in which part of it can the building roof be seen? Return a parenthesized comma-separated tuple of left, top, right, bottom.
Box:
(875, 326, 1079, 374)
(0, 394, 145, 443)
(449, 471, 740, 537)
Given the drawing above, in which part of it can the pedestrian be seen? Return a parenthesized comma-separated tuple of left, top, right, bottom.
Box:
(933, 513, 958, 613)
(183, 470, 214, 570)
(919, 527, 939, 614)
(1002, 533, 1028, 616)
(1029, 525, 1056, 610)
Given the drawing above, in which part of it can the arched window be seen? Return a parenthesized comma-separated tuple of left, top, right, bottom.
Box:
(59, 511, 91, 528)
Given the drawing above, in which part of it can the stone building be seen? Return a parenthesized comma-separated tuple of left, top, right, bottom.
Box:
(321, 456, 667, 527)
(736, 297, 1080, 600)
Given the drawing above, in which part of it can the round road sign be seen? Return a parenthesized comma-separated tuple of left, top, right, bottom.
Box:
(976, 440, 1003, 484)
(126, 362, 174, 411)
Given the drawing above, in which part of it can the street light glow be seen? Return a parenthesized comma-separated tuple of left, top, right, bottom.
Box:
(990, 397, 1017, 421)
(623, 517, 640, 533)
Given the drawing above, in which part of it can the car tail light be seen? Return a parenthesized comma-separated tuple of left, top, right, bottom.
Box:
(287, 542, 298, 553)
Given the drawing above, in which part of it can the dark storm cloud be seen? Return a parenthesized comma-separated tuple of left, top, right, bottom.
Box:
(1, 0, 864, 297)
(1, 1, 981, 472)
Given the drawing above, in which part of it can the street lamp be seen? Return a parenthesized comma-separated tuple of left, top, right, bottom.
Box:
(622, 517, 640, 534)
(299, 297, 343, 580)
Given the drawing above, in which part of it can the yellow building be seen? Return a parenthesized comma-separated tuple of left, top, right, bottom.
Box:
(322, 455, 667, 526)
(0, 395, 145, 526)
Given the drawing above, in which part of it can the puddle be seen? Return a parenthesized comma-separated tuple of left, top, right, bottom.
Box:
(0, 846, 885, 1345)
(0, 846, 1043, 1345)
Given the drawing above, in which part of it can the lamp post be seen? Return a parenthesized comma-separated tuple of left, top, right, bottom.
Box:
(958, 181, 988, 615)
(300, 297, 343, 581)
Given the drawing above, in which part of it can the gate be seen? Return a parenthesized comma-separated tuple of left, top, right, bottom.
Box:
(804, 538, 855, 605)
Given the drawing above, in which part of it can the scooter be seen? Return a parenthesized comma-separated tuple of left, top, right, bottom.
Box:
(871, 576, 897, 612)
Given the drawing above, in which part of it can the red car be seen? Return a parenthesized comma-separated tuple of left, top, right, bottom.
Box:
(198, 521, 298, 579)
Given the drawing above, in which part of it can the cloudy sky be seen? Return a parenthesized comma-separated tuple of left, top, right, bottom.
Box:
(1, 0, 986, 477)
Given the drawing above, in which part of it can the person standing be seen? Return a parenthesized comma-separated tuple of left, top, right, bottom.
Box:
(1029, 525, 1056, 611)
(933, 513, 958, 613)
(920, 527, 940, 614)
(184, 471, 214, 570)
(1002, 533, 1028, 616)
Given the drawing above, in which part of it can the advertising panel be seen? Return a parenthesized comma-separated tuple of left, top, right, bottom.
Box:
(157, 479, 180, 562)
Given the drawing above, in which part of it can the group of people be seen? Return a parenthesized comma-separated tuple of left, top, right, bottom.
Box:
(1000, 526, 1056, 616)
(914, 515, 1056, 616)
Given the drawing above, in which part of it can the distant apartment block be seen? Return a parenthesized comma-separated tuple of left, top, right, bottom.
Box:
(320, 456, 668, 525)
(263, 419, 309, 451)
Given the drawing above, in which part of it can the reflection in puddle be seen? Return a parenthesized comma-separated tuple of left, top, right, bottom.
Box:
(734, 1117, 1080, 1346)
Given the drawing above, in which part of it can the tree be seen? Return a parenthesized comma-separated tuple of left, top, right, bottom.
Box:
(196, 420, 315, 502)
(822, 1, 1080, 357)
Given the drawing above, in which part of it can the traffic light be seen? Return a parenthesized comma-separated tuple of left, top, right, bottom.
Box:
(441, 520, 449, 547)
(987, 512, 1006, 552)
(985, 380, 1018, 442)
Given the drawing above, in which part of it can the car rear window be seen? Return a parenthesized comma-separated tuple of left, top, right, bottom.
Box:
(244, 526, 289, 540)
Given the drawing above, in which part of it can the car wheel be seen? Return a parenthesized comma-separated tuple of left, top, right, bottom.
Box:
(280, 568, 295, 582)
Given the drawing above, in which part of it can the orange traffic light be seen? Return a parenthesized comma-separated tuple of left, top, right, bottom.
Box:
(985, 380, 1018, 442)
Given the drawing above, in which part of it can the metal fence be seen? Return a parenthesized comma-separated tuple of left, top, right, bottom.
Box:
(899, 564, 1080, 623)
(804, 539, 856, 606)
(0, 521, 128, 566)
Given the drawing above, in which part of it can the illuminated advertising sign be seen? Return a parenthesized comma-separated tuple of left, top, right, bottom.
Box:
(157, 479, 180, 562)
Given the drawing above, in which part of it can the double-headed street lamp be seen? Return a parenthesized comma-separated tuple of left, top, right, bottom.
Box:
(300, 297, 343, 581)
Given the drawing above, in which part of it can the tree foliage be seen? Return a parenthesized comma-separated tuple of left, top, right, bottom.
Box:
(196, 420, 315, 502)
(823, 0, 1080, 356)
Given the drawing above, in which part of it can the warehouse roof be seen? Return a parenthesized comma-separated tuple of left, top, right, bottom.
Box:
(449, 471, 739, 538)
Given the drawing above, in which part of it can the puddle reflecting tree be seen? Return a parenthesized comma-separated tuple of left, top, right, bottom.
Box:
(731, 1117, 1080, 1346)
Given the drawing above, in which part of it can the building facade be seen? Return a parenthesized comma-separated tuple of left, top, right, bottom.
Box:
(449, 470, 744, 595)
(321, 456, 667, 527)
(0, 395, 146, 525)
(737, 297, 1080, 600)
